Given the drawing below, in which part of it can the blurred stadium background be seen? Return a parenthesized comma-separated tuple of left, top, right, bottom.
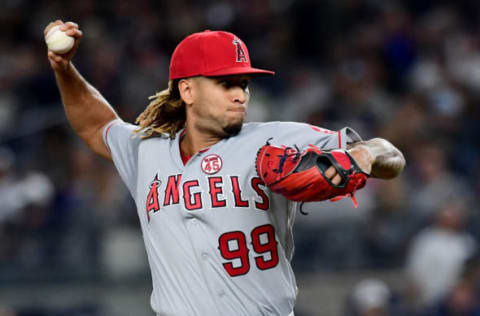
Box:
(2, 0, 480, 315)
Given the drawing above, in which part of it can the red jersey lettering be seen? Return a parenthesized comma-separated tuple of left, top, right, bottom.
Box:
(251, 177, 269, 211)
(231, 176, 249, 207)
(164, 174, 182, 206)
(209, 177, 226, 208)
(183, 180, 202, 211)
(146, 175, 161, 222)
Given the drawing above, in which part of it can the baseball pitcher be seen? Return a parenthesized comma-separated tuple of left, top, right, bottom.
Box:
(45, 20, 405, 316)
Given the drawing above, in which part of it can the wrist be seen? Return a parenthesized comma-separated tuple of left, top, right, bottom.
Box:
(347, 145, 374, 174)
(54, 62, 77, 84)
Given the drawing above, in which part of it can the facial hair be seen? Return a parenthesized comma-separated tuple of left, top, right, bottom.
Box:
(222, 121, 243, 137)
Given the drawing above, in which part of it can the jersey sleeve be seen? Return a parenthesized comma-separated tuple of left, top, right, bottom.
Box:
(103, 119, 141, 199)
(271, 121, 362, 150)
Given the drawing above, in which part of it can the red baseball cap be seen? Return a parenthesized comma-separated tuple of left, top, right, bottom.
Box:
(169, 30, 275, 80)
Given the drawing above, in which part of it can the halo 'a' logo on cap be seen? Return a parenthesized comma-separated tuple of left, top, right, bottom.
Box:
(232, 38, 248, 63)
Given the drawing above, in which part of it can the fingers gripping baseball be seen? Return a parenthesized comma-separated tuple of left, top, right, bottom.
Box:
(45, 20, 83, 72)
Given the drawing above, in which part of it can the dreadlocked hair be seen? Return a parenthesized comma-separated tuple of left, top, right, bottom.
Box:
(135, 79, 185, 139)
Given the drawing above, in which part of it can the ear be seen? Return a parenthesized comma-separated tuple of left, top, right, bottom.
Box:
(178, 79, 195, 105)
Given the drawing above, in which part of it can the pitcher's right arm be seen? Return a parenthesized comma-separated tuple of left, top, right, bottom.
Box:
(45, 20, 118, 160)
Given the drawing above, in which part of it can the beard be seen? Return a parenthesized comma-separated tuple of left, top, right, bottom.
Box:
(195, 115, 244, 139)
(222, 121, 243, 137)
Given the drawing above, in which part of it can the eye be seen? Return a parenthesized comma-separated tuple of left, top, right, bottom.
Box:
(220, 80, 232, 88)
(218, 78, 249, 90)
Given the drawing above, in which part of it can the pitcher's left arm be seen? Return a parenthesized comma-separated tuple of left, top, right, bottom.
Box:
(346, 138, 406, 179)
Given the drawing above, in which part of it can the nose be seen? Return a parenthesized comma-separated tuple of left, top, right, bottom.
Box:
(232, 87, 247, 104)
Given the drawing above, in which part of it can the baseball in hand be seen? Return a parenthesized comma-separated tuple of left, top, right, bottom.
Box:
(45, 25, 74, 54)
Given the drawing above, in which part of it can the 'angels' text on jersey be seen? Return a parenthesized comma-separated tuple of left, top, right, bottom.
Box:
(145, 173, 269, 221)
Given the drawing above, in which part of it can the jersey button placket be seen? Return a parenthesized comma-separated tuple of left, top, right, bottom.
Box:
(182, 158, 225, 313)
(185, 216, 223, 313)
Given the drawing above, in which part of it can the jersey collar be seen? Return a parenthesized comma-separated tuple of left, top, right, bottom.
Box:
(171, 128, 214, 169)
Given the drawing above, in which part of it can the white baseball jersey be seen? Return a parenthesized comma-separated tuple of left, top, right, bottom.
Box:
(103, 120, 361, 316)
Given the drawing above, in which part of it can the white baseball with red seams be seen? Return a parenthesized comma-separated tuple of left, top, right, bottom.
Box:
(103, 119, 361, 316)
(45, 25, 74, 54)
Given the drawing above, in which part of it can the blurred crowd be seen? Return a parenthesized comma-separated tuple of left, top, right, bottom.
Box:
(2, 0, 480, 315)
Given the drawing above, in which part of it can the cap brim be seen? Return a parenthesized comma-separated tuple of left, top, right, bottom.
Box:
(203, 66, 275, 77)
